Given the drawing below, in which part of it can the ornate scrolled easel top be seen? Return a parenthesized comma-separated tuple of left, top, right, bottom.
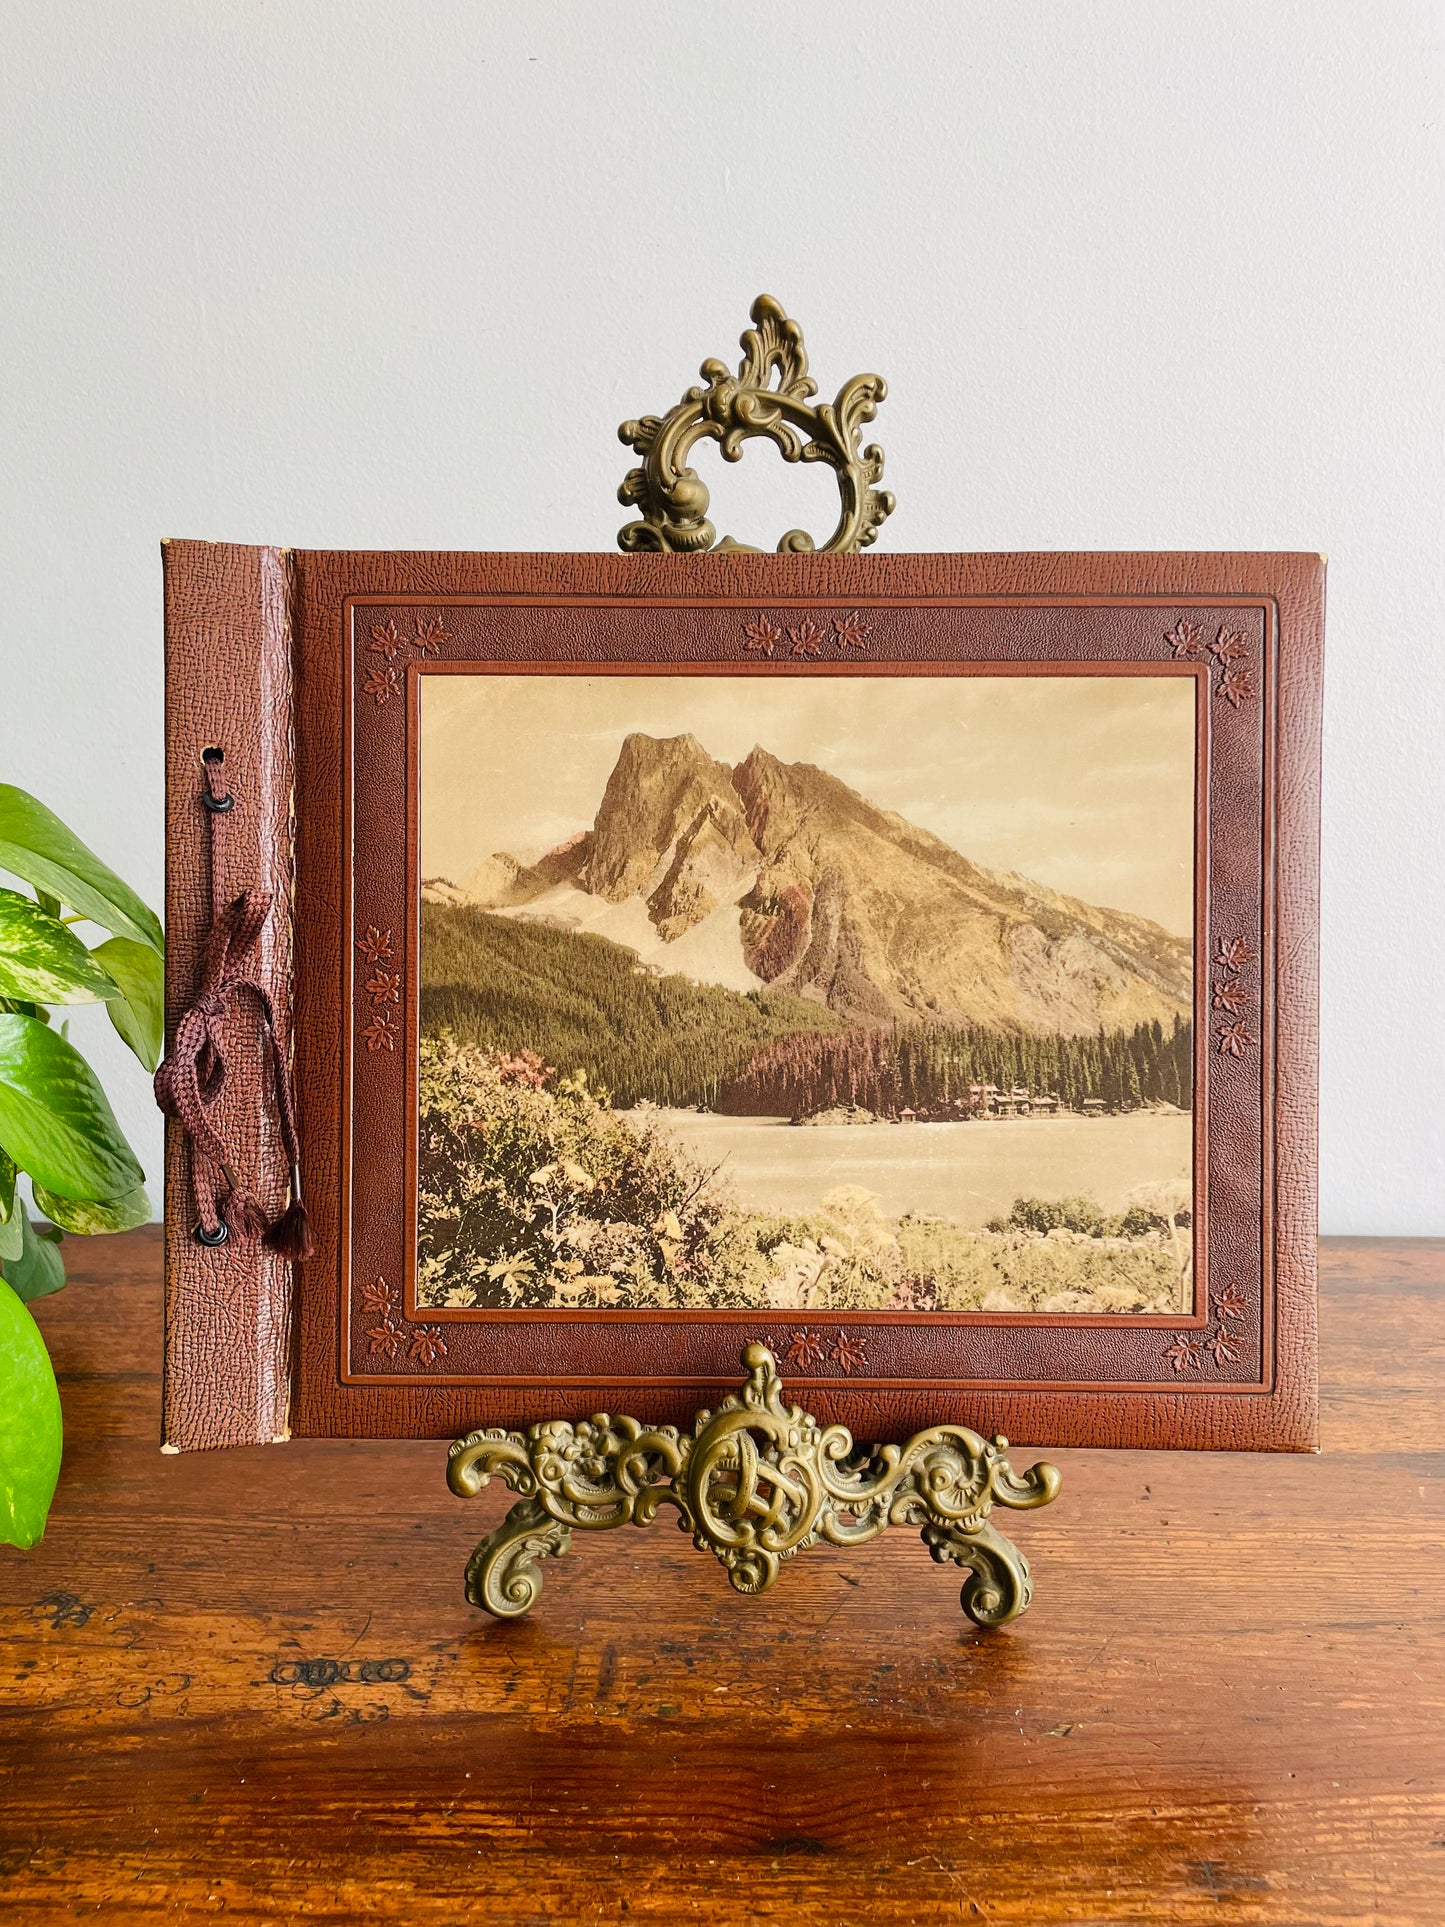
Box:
(617, 294, 894, 556)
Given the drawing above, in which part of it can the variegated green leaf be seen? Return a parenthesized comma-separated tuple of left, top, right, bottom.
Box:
(2, 1208, 66, 1302)
(0, 887, 122, 1005)
(0, 1011, 145, 1201)
(32, 1181, 150, 1235)
(0, 786, 163, 955)
(89, 935, 164, 1073)
(0, 1276, 63, 1545)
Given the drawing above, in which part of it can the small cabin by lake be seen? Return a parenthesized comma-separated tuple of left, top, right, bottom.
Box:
(962, 1082, 1065, 1118)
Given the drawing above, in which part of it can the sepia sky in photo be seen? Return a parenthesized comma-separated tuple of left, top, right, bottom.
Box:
(421, 670, 1198, 937)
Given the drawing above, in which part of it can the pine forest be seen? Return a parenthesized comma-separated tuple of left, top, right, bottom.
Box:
(421, 904, 1192, 1118)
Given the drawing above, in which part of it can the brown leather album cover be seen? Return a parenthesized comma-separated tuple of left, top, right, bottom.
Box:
(159, 546, 1323, 1453)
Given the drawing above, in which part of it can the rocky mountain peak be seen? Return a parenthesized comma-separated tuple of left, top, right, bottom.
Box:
(462, 730, 1193, 1037)
(580, 732, 761, 937)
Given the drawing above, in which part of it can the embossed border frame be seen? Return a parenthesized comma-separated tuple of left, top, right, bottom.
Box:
(289, 552, 1322, 1450)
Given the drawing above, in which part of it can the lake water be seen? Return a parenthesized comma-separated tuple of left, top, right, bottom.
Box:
(631, 1109, 1193, 1227)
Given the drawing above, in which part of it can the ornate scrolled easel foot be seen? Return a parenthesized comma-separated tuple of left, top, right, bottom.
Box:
(923, 1516, 1036, 1628)
(448, 1346, 1061, 1628)
(462, 1496, 573, 1619)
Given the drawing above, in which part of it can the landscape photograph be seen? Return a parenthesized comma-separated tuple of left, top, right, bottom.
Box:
(416, 665, 1198, 1317)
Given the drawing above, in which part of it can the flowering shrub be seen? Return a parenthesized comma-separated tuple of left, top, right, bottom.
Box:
(896, 1219, 1184, 1314)
(418, 1032, 732, 1308)
(985, 1194, 1190, 1237)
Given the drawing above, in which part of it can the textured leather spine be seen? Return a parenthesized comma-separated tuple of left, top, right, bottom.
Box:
(160, 541, 297, 1450)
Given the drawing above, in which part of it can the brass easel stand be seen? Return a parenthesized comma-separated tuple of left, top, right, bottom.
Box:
(450, 1344, 1060, 1626)
(447, 298, 1062, 1626)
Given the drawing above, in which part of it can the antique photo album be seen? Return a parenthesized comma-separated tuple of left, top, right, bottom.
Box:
(160, 548, 1323, 1452)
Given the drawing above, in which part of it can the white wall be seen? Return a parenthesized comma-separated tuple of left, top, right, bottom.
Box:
(2, 1, 1441, 1234)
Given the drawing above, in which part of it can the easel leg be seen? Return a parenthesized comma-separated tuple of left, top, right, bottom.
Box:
(923, 1516, 1035, 1627)
(463, 1497, 572, 1619)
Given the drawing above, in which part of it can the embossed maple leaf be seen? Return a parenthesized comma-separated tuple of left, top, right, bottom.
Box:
(1163, 1333, 1204, 1372)
(368, 619, 405, 659)
(1209, 1326, 1242, 1366)
(742, 617, 781, 658)
(359, 1276, 394, 1314)
(1214, 1286, 1247, 1322)
(1214, 937, 1254, 970)
(356, 926, 394, 964)
(1216, 1020, 1256, 1058)
(367, 1318, 401, 1359)
(786, 1329, 827, 1370)
(1218, 664, 1255, 708)
(362, 1012, 398, 1052)
(831, 1334, 869, 1375)
(832, 611, 871, 651)
(1163, 619, 1207, 660)
(409, 1327, 449, 1367)
(789, 619, 825, 659)
(1212, 977, 1248, 1015)
(365, 968, 402, 1005)
(362, 663, 402, 706)
(412, 613, 450, 656)
(1210, 627, 1249, 664)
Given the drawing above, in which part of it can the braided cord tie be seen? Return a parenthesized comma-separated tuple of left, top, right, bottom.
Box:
(153, 751, 314, 1260)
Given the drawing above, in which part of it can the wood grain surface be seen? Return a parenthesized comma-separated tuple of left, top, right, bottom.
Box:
(2, 1229, 1439, 1925)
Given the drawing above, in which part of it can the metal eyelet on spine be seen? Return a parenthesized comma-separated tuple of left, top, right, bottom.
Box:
(200, 790, 235, 814)
(192, 1221, 229, 1246)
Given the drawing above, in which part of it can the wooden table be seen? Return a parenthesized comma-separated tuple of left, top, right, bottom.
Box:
(2, 1231, 1441, 1924)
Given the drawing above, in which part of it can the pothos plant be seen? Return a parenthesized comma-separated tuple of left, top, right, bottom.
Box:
(0, 784, 163, 1549)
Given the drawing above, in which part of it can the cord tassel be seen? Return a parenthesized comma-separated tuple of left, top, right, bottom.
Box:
(263, 1166, 316, 1262)
(221, 1183, 272, 1244)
